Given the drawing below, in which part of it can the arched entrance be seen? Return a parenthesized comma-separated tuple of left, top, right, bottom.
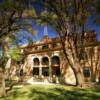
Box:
(42, 57, 49, 76)
(33, 58, 40, 75)
(51, 56, 60, 76)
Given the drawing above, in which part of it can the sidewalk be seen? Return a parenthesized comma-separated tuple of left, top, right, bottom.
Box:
(26, 77, 55, 85)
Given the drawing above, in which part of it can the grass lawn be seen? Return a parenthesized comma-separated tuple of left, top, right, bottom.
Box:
(0, 84, 100, 100)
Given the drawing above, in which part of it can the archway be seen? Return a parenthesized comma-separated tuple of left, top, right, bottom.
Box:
(42, 57, 49, 65)
(33, 58, 40, 76)
(42, 57, 49, 76)
(33, 58, 40, 66)
(51, 56, 60, 76)
(51, 56, 60, 66)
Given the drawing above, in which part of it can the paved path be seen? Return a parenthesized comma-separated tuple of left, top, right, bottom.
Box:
(26, 77, 55, 85)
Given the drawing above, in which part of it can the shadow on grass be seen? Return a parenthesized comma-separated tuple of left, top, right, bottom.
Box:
(1, 86, 100, 100)
(29, 87, 100, 100)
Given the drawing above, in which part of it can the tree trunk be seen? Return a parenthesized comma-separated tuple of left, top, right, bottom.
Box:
(60, 37, 84, 86)
(75, 69, 84, 86)
(0, 68, 6, 97)
(70, 61, 84, 86)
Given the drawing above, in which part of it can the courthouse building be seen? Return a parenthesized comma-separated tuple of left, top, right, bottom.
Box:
(18, 27, 100, 85)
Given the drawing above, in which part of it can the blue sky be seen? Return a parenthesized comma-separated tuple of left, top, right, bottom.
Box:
(90, 26, 100, 40)
(16, 16, 100, 46)
(87, 24, 100, 40)
(17, 25, 59, 45)
(32, 21, 100, 41)
(17, 23, 100, 46)
(32, 3, 100, 41)
(87, 17, 100, 41)
(33, 25, 58, 40)
(17, 1, 100, 45)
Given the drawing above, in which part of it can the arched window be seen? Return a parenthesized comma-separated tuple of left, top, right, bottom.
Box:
(33, 58, 40, 66)
(51, 56, 60, 66)
(51, 56, 60, 76)
(42, 57, 49, 65)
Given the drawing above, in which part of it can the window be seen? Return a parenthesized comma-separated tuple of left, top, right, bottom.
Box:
(52, 43, 57, 48)
(42, 67, 49, 76)
(51, 56, 60, 66)
(42, 45, 48, 50)
(33, 58, 39, 66)
(83, 67, 90, 77)
(52, 67, 61, 76)
(42, 57, 49, 65)
(33, 68, 39, 75)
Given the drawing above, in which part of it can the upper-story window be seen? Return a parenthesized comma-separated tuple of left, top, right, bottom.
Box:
(52, 43, 57, 48)
(42, 45, 48, 50)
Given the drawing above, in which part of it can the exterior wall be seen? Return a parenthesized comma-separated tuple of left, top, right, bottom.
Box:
(23, 50, 76, 85)
(11, 43, 99, 84)
(81, 46, 100, 82)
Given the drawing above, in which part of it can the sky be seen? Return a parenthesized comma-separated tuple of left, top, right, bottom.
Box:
(16, 16, 100, 46)
(16, 13, 100, 46)
(17, 24, 59, 45)
(32, 1, 100, 41)
(34, 24, 100, 41)
(33, 25, 59, 40)
(86, 17, 100, 41)
(17, 22, 100, 46)
(34, 21, 100, 41)
(17, 0, 100, 45)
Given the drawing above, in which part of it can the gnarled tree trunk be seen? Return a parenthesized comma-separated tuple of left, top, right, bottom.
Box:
(62, 37, 84, 86)
(67, 58, 84, 86)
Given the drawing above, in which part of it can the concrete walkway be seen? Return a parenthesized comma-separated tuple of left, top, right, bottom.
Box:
(26, 77, 55, 85)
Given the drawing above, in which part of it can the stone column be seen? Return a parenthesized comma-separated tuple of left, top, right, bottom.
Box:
(39, 67, 42, 77)
(39, 58, 42, 78)
(49, 59, 52, 82)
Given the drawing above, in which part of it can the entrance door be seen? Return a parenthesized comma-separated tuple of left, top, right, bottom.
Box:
(33, 68, 39, 75)
(42, 67, 49, 76)
(52, 67, 60, 76)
